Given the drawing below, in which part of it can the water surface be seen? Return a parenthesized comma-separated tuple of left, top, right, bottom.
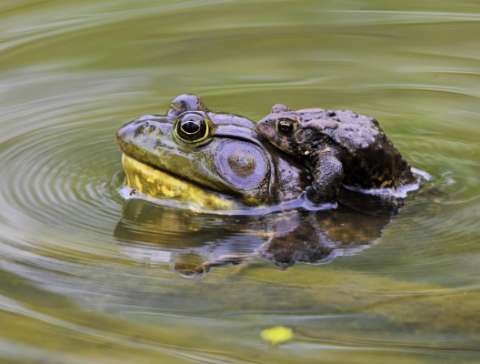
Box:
(1, 1, 480, 363)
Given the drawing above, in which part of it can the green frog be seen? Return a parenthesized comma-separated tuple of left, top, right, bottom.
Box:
(256, 104, 417, 203)
(116, 94, 306, 208)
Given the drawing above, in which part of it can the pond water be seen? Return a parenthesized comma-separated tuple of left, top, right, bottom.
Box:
(1, 1, 480, 363)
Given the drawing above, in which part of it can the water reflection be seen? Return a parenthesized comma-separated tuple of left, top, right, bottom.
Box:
(115, 191, 392, 276)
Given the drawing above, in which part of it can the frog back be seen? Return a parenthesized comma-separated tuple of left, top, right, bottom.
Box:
(297, 108, 415, 189)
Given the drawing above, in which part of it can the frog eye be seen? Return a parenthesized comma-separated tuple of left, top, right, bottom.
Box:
(175, 112, 210, 143)
(276, 118, 297, 135)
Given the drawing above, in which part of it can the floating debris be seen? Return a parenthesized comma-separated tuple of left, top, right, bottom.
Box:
(260, 326, 293, 345)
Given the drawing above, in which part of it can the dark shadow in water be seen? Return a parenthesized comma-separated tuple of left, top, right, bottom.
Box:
(114, 190, 393, 277)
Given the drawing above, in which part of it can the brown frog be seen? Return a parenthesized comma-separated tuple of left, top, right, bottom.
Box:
(256, 104, 417, 203)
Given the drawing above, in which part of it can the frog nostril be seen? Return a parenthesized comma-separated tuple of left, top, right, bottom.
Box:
(134, 125, 145, 137)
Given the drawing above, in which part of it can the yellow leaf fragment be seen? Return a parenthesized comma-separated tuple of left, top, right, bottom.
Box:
(260, 326, 293, 345)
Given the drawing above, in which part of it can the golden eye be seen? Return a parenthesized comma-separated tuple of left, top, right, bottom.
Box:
(175, 112, 210, 143)
(276, 118, 297, 135)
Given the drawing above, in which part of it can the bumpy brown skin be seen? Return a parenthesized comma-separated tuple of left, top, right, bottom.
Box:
(256, 104, 416, 203)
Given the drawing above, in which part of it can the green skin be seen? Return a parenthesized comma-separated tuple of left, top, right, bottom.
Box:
(116, 94, 306, 206)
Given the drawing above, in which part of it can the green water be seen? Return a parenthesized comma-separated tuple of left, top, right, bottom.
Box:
(1, 1, 480, 363)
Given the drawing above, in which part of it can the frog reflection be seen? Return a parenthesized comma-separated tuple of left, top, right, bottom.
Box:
(114, 198, 391, 276)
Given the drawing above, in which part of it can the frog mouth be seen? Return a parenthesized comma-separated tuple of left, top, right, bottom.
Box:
(120, 153, 234, 210)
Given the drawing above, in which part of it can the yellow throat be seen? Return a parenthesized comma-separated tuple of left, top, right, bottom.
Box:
(121, 153, 233, 210)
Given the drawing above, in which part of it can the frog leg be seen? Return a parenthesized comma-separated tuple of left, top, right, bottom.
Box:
(307, 148, 344, 203)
